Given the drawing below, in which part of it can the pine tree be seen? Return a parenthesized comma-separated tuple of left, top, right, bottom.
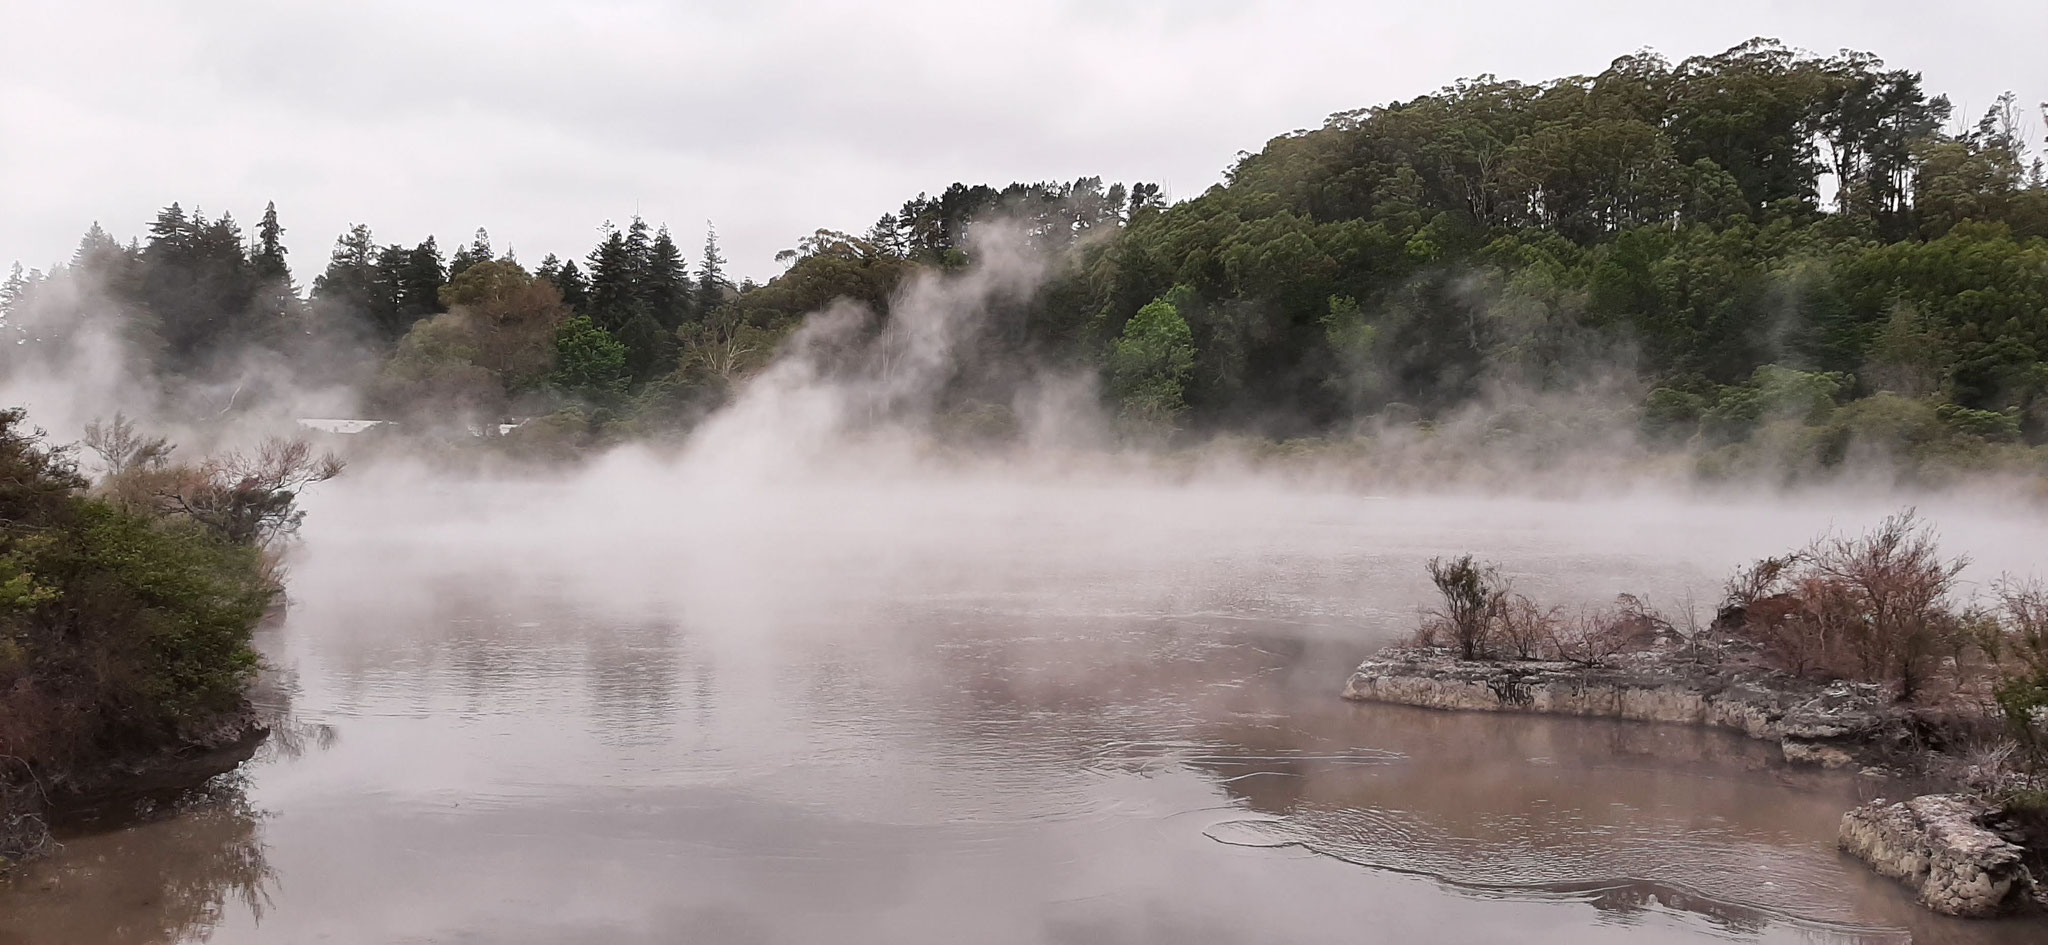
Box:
(244, 203, 296, 331)
(865, 213, 904, 257)
(147, 203, 192, 255)
(1, 263, 29, 317)
(252, 202, 290, 285)
(644, 225, 690, 329)
(311, 223, 386, 341)
(449, 228, 493, 278)
(398, 237, 447, 322)
(550, 258, 591, 314)
(72, 222, 125, 273)
(624, 216, 653, 277)
(370, 243, 413, 339)
(584, 224, 640, 332)
(696, 223, 730, 317)
(140, 204, 257, 369)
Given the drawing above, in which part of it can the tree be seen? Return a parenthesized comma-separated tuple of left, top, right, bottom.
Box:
(1425, 555, 1509, 660)
(549, 257, 590, 314)
(644, 226, 691, 329)
(310, 223, 385, 339)
(138, 204, 259, 369)
(584, 224, 640, 332)
(696, 223, 730, 317)
(396, 236, 447, 324)
(435, 259, 570, 385)
(550, 315, 630, 401)
(448, 228, 493, 278)
(1108, 292, 1197, 429)
(251, 202, 289, 286)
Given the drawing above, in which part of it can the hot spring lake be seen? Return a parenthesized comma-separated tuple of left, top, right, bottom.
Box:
(5, 474, 2046, 945)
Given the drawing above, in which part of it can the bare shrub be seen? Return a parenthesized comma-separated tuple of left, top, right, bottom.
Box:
(1993, 577, 2048, 677)
(1426, 555, 1507, 660)
(1546, 601, 1636, 667)
(1721, 511, 1969, 702)
(1495, 593, 1560, 660)
(1723, 553, 1803, 612)
(1810, 511, 1967, 701)
(82, 411, 172, 476)
(89, 418, 345, 552)
(157, 438, 345, 548)
(1410, 615, 1450, 649)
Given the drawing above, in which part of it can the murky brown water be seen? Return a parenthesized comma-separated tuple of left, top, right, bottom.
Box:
(5, 475, 2046, 944)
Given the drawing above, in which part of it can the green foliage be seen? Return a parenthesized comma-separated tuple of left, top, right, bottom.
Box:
(0, 409, 274, 772)
(1641, 387, 1708, 439)
(1936, 403, 2023, 443)
(10, 39, 2048, 467)
(1997, 672, 2048, 754)
(1109, 292, 1197, 430)
(550, 316, 630, 402)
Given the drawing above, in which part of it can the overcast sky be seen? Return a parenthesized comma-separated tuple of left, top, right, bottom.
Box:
(3, 1, 2043, 283)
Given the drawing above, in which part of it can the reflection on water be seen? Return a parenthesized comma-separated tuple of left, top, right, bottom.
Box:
(0, 784, 271, 945)
(5, 486, 2048, 944)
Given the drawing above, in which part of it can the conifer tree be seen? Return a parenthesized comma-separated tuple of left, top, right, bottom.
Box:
(644, 225, 690, 329)
(244, 202, 296, 328)
(448, 228, 493, 278)
(696, 223, 730, 317)
(252, 202, 290, 286)
(549, 258, 590, 314)
(397, 236, 447, 324)
(584, 224, 639, 333)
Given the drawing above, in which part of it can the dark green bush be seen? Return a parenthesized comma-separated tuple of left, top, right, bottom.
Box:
(0, 409, 273, 772)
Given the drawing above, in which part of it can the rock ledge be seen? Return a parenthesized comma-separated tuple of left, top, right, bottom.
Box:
(1341, 646, 1895, 767)
(1838, 794, 2041, 917)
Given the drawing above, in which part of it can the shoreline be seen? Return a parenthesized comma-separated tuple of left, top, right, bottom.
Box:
(1341, 645, 1900, 768)
(1342, 645, 2047, 918)
(0, 707, 267, 877)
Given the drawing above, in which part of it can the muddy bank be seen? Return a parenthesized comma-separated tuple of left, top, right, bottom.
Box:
(1341, 646, 1899, 768)
(0, 708, 267, 876)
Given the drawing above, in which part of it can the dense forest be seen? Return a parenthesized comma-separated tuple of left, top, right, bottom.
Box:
(5, 39, 2047, 478)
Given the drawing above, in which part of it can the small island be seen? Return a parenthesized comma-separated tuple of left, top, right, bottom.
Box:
(1342, 513, 2048, 918)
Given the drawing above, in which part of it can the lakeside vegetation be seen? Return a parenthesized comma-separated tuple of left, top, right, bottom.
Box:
(0, 410, 336, 870)
(3, 39, 2046, 483)
(1412, 512, 2048, 811)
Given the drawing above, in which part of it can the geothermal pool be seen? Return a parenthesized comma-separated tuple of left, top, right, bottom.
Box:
(5, 473, 2045, 944)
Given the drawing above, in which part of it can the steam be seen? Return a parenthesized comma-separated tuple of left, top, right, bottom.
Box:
(680, 226, 1048, 478)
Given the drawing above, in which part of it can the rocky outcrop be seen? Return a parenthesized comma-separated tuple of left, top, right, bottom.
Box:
(1340, 647, 1896, 767)
(1838, 794, 2042, 917)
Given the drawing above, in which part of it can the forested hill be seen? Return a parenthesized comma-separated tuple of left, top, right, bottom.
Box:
(4, 39, 2047, 476)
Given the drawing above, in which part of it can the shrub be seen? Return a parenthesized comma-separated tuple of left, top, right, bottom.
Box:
(1990, 578, 2048, 754)
(1545, 604, 1637, 667)
(0, 408, 281, 774)
(1722, 511, 1967, 701)
(1495, 593, 1559, 660)
(1424, 554, 1507, 660)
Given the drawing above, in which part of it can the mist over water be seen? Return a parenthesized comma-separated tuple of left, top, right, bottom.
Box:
(8, 235, 2048, 944)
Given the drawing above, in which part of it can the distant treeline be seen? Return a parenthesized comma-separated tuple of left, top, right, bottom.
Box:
(5, 38, 2048, 475)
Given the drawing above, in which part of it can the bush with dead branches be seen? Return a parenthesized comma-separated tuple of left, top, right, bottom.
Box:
(88, 416, 344, 551)
(1544, 600, 1642, 667)
(1495, 593, 1560, 660)
(1423, 555, 1508, 660)
(1721, 511, 1968, 702)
